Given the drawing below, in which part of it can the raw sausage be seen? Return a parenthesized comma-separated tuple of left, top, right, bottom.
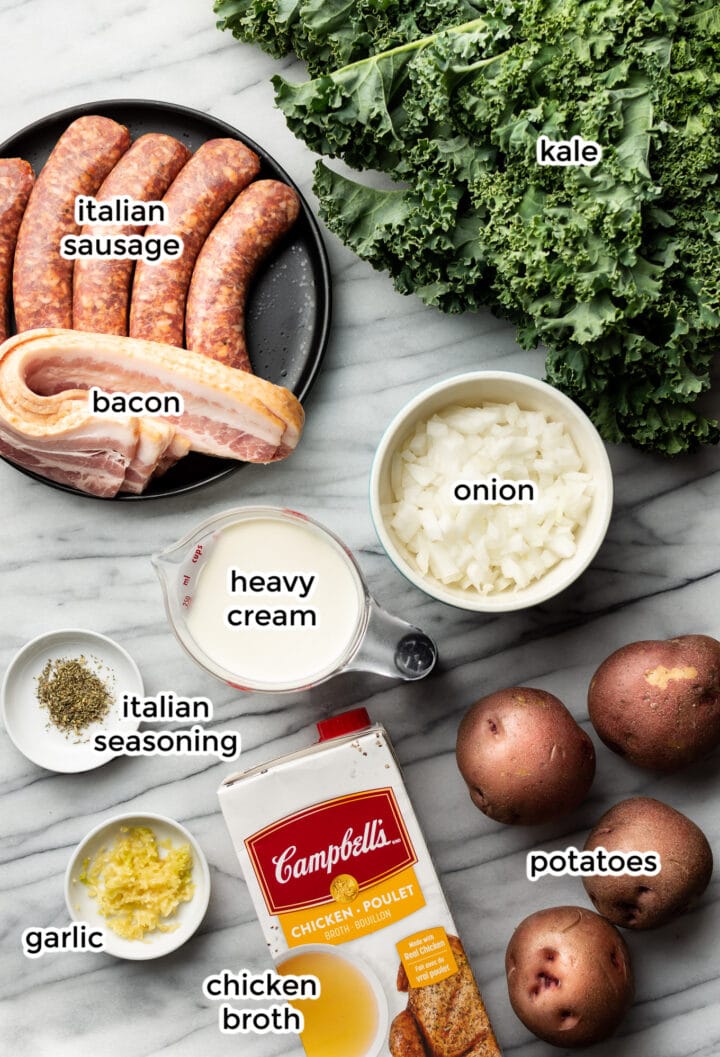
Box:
(185, 179, 300, 371)
(13, 115, 131, 331)
(0, 159, 34, 342)
(129, 138, 260, 347)
(73, 133, 191, 335)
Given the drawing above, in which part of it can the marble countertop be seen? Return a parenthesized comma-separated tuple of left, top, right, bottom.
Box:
(1, 3, 719, 1056)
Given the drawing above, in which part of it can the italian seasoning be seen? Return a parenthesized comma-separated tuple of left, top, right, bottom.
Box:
(36, 656, 113, 736)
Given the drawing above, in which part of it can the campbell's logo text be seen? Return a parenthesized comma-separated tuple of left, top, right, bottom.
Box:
(273, 820, 393, 882)
(247, 789, 417, 914)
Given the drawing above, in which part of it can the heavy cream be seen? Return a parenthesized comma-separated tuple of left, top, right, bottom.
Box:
(184, 515, 364, 688)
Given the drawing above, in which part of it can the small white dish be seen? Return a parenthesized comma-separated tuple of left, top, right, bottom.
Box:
(370, 371, 613, 612)
(1, 628, 143, 772)
(65, 812, 211, 961)
(277, 944, 389, 1057)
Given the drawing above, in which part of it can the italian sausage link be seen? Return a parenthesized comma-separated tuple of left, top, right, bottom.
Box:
(0, 159, 35, 342)
(73, 133, 191, 335)
(129, 139, 260, 347)
(185, 179, 300, 372)
(13, 116, 131, 331)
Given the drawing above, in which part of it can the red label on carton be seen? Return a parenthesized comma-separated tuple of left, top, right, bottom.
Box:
(246, 787, 417, 914)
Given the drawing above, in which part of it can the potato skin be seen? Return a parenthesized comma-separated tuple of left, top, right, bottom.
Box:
(505, 906, 634, 1047)
(583, 797, 713, 929)
(455, 688, 595, 825)
(587, 635, 720, 771)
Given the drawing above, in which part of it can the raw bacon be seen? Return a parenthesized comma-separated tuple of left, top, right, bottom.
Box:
(121, 419, 180, 494)
(0, 328, 304, 497)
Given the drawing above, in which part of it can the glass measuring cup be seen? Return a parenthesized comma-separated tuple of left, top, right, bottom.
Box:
(152, 507, 437, 694)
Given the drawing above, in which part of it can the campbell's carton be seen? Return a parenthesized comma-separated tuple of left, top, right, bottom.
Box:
(218, 708, 501, 1057)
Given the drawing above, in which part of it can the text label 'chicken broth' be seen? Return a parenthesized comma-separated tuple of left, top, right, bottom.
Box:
(184, 516, 365, 687)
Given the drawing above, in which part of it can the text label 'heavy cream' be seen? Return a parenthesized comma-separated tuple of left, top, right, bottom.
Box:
(226, 570, 317, 629)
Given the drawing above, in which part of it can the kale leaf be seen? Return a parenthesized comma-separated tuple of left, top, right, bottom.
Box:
(214, 0, 488, 74)
(218, 0, 720, 453)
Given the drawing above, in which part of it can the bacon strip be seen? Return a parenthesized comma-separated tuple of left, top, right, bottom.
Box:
(0, 328, 303, 496)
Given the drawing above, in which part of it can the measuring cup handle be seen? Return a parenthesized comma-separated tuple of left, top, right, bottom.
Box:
(346, 599, 437, 681)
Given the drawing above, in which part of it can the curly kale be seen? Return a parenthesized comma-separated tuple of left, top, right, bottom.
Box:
(214, 0, 489, 73)
(217, 0, 720, 453)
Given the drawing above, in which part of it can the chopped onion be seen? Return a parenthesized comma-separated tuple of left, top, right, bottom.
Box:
(383, 402, 595, 595)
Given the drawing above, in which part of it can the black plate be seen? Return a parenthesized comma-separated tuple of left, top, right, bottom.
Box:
(0, 99, 331, 499)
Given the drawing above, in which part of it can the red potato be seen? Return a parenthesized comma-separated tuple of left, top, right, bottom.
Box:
(588, 634, 720, 771)
(583, 797, 713, 929)
(506, 906, 634, 1047)
(456, 688, 595, 825)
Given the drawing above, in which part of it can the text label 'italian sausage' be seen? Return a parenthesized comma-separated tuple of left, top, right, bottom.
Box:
(22, 923, 105, 958)
(536, 134, 603, 166)
(88, 387, 184, 416)
(225, 568, 318, 630)
(452, 477, 537, 504)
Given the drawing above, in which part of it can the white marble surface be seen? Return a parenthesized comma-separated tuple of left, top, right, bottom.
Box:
(1, 2, 719, 1056)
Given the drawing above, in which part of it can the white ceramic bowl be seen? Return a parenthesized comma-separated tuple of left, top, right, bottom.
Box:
(276, 944, 389, 1057)
(1, 629, 143, 772)
(370, 371, 613, 612)
(65, 812, 211, 960)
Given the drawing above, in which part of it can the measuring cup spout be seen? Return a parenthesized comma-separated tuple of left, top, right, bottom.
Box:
(346, 600, 437, 682)
(151, 546, 174, 583)
(151, 538, 189, 603)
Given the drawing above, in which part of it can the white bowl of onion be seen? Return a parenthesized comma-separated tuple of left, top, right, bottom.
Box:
(370, 371, 613, 612)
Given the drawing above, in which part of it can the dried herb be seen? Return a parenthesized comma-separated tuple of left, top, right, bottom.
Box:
(36, 655, 113, 737)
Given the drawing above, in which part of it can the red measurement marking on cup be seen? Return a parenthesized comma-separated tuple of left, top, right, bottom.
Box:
(191, 545, 204, 564)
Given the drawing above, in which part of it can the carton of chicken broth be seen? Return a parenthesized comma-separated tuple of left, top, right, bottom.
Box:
(218, 709, 501, 1057)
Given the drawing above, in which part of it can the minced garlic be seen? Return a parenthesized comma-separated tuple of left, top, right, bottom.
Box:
(80, 825, 194, 940)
